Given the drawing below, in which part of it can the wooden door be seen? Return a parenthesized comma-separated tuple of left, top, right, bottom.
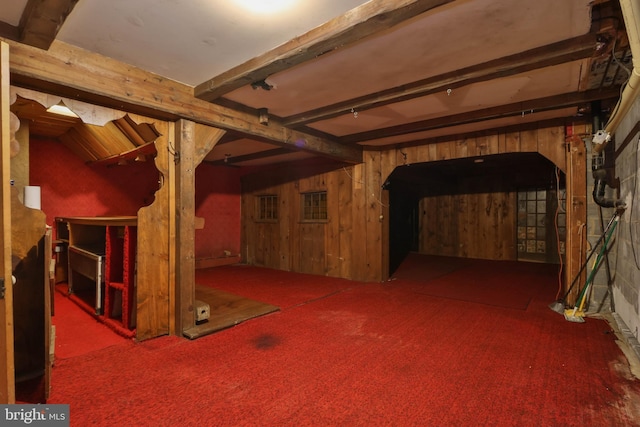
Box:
(0, 41, 15, 404)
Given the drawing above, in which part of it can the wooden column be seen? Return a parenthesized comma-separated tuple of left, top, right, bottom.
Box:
(136, 121, 172, 340)
(176, 120, 196, 333)
(0, 40, 15, 404)
(175, 120, 224, 335)
(564, 135, 588, 305)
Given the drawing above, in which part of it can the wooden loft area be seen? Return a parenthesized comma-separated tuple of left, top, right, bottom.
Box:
(11, 94, 159, 166)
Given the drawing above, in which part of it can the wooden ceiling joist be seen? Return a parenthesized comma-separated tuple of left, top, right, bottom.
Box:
(5, 38, 362, 164)
(90, 141, 157, 167)
(207, 148, 293, 167)
(194, 0, 454, 102)
(284, 34, 599, 127)
(0, 0, 81, 50)
(340, 87, 622, 144)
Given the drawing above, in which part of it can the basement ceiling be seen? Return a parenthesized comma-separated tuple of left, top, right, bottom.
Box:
(0, 0, 633, 168)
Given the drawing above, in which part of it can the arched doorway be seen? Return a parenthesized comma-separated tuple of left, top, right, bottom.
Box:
(384, 153, 565, 274)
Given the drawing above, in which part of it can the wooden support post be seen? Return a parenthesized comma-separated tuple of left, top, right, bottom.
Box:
(176, 120, 196, 332)
(136, 121, 172, 340)
(176, 120, 225, 335)
(0, 40, 15, 404)
(564, 135, 587, 305)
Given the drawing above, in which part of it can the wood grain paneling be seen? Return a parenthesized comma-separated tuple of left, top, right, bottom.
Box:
(136, 120, 171, 340)
(242, 126, 576, 283)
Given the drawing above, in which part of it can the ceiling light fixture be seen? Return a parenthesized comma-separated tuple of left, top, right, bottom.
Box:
(46, 103, 79, 118)
(234, 0, 296, 14)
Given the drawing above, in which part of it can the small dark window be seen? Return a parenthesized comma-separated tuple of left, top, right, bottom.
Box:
(257, 195, 278, 221)
(302, 191, 327, 221)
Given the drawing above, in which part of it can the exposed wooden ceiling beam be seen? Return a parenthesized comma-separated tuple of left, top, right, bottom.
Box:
(284, 34, 598, 127)
(206, 148, 293, 167)
(194, 0, 453, 102)
(0, 0, 80, 50)
(5, 39, 362, 164)
(340, 87, 621, 144)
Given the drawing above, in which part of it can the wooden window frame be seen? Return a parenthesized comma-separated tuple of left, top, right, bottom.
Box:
(256, 194, 278, 222)
(301, 191, 328, 222)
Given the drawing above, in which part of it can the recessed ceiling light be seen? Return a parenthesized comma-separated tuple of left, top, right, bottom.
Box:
(234, 0, 296, 14)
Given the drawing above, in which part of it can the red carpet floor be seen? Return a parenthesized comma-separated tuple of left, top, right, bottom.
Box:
(47, 256, 640, 426)
(52, 288, 130, 360)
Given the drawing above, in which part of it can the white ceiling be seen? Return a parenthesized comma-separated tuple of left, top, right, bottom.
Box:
(1, 0, 631, 167)
(55, 0, 371, 86)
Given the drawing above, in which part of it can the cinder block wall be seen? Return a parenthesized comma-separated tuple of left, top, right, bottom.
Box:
(585, 140, 617, 313)
(609, 97, 640, 341)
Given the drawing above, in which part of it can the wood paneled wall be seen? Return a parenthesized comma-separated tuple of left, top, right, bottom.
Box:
(242, 125, 574, 283)
(420, 191, 516, 260)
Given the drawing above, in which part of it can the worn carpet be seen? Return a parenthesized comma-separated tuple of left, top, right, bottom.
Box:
(46, 257, 640, 426)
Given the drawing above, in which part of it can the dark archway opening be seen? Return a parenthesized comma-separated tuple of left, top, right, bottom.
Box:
(385, 153, 565, 275)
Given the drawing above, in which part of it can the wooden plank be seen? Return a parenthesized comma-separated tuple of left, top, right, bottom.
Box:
(90, 141, 157, 167)
(457, 191, 472, 258)
(520, 129, 538, 152)
(7, 39, 362, 164)
(136, 121, 171, 340)
(435, 141, 452, 161)
(537, 126, 567, 172)
(11, 187, 47, 401)
(16, 0, 79, 50)
(58, 127, 100, 162)
(174, 121, 224, 334)
(81, 122, 138, 158)
(504, 131, 521, 154)
(287, 181, 300, 272)
(351, 163, 367, 279)
(176, 120, 196, 333)
(564, 135, 588, 305)
(299, 223, 325, 275)
(325, 170, 341, 277)
(455, 138, 469, 159)
(194, 123, 225, 164)
(338, 166, 353, 278)
(419, 190, 517, 261)
(340, 88, 620, 144)
(0, 41, 15, 404)
(184, 286, 278, 340)
(365, 151, 383, 281)
(380, 150, 395, 280)
(278, 183, 290, 271)
(194, 0, 453, 101)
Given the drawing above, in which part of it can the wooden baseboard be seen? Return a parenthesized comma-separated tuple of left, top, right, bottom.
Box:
(195, 255, 241, 269)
